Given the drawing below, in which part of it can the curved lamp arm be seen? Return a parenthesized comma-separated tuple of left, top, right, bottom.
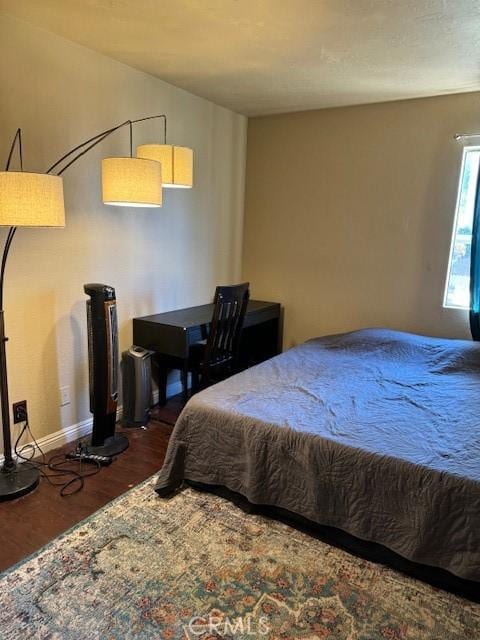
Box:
(1, 113, 167, 305)
(0, 127, 24, 310)
(46, 114, 167, 176)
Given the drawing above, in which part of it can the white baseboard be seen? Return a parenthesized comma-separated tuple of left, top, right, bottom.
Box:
(0, 415, 94, 466)
(0, 379, 183, 466)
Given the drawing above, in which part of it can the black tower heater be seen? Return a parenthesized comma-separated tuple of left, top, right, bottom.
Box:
(84, 283, 128, 457)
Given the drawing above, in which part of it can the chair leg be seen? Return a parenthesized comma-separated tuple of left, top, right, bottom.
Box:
(191, 370, 200, 394)
(201, 367, 211, 390)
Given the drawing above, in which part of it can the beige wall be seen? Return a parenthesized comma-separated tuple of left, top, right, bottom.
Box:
(243, 92, 479, 349)
(0, 14, 246, 442)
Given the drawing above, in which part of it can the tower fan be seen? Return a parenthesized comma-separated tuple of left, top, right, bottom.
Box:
(83, 283, 128, 457)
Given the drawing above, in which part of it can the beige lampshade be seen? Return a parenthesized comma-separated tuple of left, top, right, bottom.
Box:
(0, 171, 65, 227)
(136, 144, 193, 188)
(102, 157, 162, 207)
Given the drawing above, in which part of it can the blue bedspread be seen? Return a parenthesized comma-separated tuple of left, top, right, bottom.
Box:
(156, 328, 480, 581)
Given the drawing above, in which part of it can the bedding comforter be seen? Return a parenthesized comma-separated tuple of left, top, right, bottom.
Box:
(155, 328, 480, 581)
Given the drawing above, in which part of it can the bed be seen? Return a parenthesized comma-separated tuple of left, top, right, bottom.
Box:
(155, 328, 480, 582)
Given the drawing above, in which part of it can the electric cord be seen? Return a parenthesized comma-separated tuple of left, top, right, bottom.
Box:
(13, 419, 102, 497)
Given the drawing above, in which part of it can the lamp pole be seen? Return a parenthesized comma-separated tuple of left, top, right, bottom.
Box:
(0, 227, 17, 472)
(0, 129, 39, 498)
(0, 115, 167, 500)
(1, 306, 16, 473)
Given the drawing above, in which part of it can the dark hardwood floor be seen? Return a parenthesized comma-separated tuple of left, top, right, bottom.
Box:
(0, 397, 185, 572)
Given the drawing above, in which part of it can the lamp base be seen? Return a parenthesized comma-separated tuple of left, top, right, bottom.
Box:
(0, 462, 40, 502)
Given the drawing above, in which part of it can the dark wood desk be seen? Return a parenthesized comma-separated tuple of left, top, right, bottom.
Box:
(133, 300, 282, 403)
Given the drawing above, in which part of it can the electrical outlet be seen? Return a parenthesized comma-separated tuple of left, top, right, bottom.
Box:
(13, 400, 28, 424)
(60, 386, 70, 407)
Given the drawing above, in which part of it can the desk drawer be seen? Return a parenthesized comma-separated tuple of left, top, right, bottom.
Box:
(133, 320, 188, 359)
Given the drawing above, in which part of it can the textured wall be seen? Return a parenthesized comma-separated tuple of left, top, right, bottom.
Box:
(243, 92, 477, 348)
(0, 14, 246, 442)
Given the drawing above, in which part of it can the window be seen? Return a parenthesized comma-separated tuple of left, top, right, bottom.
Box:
(444, 147, 480, 309)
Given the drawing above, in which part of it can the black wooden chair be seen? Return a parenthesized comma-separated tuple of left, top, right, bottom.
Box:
(189, 282, 250, 394)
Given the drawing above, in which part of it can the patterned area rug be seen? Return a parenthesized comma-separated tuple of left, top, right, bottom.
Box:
(1, 478, 479, 639)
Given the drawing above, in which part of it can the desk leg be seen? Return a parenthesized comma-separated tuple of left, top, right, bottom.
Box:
(153, 356, 168, 406)
(181, 364, 189, 403)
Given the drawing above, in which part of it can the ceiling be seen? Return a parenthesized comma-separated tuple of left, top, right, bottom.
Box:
(2, 0, 480, 116)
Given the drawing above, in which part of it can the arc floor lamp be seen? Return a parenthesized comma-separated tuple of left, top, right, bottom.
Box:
(0, 115, 193, 500)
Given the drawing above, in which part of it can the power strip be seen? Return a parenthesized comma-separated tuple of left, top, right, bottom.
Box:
(65, 451, 112, 466)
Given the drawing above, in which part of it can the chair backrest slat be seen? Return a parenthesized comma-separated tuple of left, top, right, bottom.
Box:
(204, 282, 250, 372)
